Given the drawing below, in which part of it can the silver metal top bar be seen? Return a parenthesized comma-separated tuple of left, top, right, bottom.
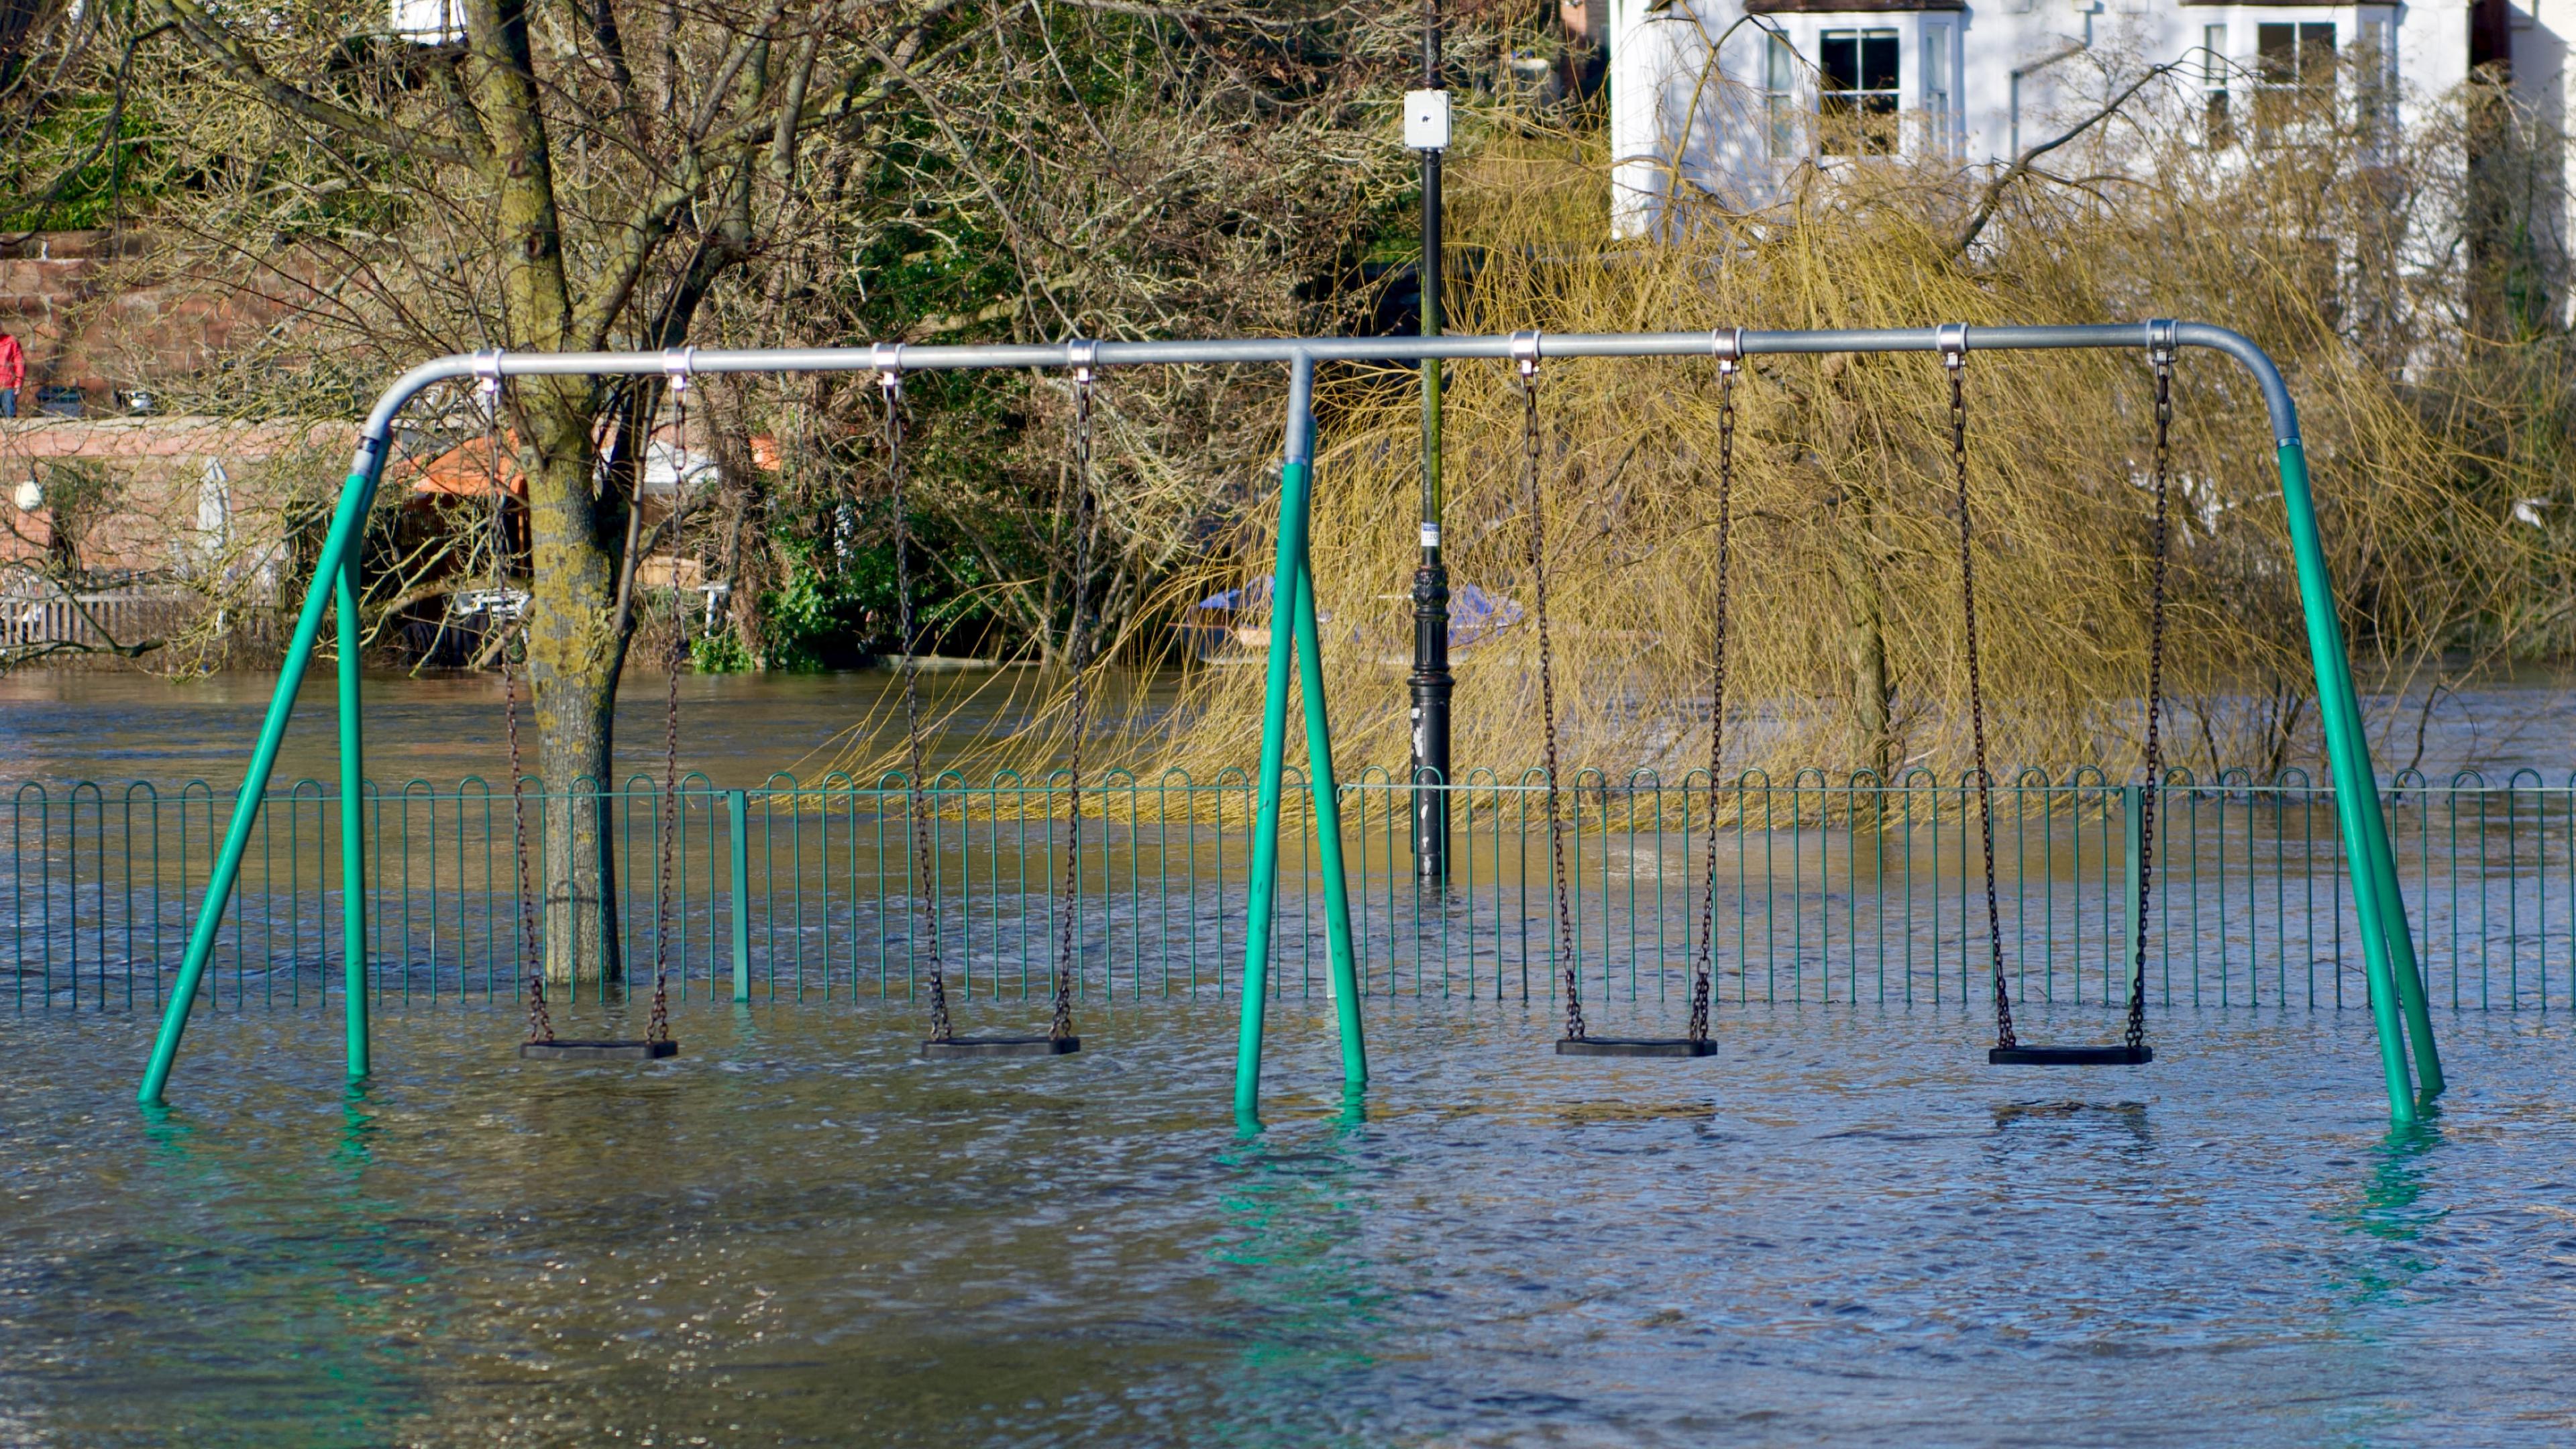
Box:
(1282, 353, 1316, 467)
(356, 321, 2300, 472)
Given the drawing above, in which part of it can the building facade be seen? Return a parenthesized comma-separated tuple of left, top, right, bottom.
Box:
(1607, 0, 2514, 235)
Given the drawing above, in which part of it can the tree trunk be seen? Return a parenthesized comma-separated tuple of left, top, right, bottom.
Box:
(1828, 492, 1898, 779)
(471, 0, 626, 987)
(523, 384, 629, 987)
(714, 393, 768, 666)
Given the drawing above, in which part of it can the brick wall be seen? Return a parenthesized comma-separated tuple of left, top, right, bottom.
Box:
(0, 416, 345, 575)
(0, 231, 305, 409)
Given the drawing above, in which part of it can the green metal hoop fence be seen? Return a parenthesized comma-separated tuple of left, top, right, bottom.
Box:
(19, 766, 2560, 1016)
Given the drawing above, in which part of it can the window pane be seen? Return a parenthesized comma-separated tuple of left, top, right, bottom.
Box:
(2299, 23, 2336, 85)
(1861, 33, 1900, 92)
(1821, 34, 1859, 91)
(2257, 23, 2295, 84)
(1767, 32, 1794, 93)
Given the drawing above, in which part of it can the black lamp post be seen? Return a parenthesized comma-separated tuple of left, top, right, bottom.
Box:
(1407, 0, 1452, 883)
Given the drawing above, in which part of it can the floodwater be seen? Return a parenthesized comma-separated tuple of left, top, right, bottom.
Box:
(0, 667, 1114, 788)
(0, 1000, 2569, 1446)
(3, 666, 2575, 788)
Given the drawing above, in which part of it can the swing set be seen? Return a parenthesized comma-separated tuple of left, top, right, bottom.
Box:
(133, 322, 2444, 1130)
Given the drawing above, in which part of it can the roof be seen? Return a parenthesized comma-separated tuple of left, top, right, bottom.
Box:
(404, 433, 525, 498)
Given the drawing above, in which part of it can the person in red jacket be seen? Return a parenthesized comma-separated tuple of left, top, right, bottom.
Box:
(0, 331, 23, 418)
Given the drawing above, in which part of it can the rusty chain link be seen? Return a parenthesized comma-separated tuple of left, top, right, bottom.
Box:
(646, 366, 688, 1046)
(1688, 357, 1739, 1044)
(883, 366, 953, 1042)
(1948, 341, 2016, 1051)
(1051, 359, 1099, 1042)
(1517, 338, 1585, 1042)
(478, 364, 552, 1046)
(2127, 343, 2174, 1052)
(647, 625, 679, 1044)
(506, 661, 551, 1044)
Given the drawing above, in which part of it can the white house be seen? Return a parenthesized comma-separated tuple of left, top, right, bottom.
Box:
(1605, 0, 2506, 235)
(387, 0, 464, 42)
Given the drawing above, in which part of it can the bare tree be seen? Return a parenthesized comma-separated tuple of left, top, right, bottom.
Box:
(99, 0, 1425, 982)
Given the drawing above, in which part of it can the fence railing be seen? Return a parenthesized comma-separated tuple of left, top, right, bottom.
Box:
(0, 584, 276, 653)
(9, 766, 2571, 1015)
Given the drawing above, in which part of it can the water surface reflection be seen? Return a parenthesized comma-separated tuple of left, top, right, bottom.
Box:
(2, 1004, 2568, 1444)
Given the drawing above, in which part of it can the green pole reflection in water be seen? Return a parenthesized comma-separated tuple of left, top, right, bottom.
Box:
(130, 1075, 423, 1443)
(2326, 1120, 2448, 1307)
(1210, 1087, 1388, 1446)
(334, 1079, 377, 1169)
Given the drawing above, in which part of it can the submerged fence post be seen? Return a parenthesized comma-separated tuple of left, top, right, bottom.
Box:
(335, 557, 370, 1082)
(727, 789, 751, 1003)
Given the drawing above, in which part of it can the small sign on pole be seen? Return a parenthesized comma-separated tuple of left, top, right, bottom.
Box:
(1403, 89, 1450, 151)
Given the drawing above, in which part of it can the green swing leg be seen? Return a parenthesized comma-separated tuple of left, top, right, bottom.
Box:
(336, 557, 371, 1082)
(1234, 354, 1366, 1129)
(141, 454, 387, 1106)
(1293, 545, 1368, 1091)
(2274, 439, 2426, 1126)
(1232, 470, 1307, 1128)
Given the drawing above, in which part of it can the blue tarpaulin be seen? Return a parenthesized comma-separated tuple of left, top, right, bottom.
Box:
(1192, 578, 1521, 649)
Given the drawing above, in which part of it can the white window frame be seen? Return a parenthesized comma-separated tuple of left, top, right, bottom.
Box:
(1922, 19, 1957, 158)
(2356, 11, 2398, 135)
(2251, 17, 2337, 142)
(1764, 31, 1801, 160)
(389, 0, 464, 42)
(2202, 22, 2234, 146)
(1817, 27, 1901, 158)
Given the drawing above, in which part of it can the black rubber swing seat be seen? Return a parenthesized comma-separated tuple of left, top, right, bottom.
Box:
(1988, 1043, 2153, 1066)
(920, 1035, 1081, 1061)
(519, 1038, 680, 1061)
(1556, 1036, 1717, 1059)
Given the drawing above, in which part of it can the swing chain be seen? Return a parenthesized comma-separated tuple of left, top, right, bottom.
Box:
(649, 350, 693, 1045)
(1944, 330, 2015, 1051)
(1689, 350, 1741, 1044)
(1515, 333, 1585, 1041)
(651, 621, 679, 1044)
(1052, 342, 1102, 1041)
(508, 664, 551, 1043)
(2129, 326, 2176, 1052)
(478, 356, 553, 1046)
(881, 350, 953, 1042)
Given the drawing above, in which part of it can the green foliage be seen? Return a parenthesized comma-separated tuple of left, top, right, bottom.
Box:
(753, 498, 999, 671)
(759, 557, 852, 673)
(690, 631, 752, 674)
(0, 93, 154, 232)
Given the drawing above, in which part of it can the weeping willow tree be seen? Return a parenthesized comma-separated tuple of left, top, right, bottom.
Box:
(1133, 59, 2545, 787)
